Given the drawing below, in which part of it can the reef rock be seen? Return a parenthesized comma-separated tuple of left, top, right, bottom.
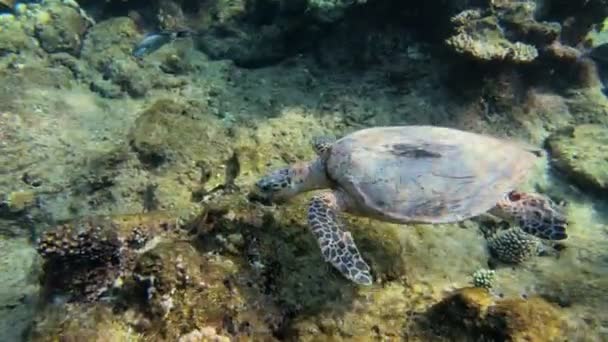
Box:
(427, 287, 566, 341)
(34, 1, 92, 55)
(546, 124, 608, 194)
(0, 15, 37, 56)
(80, 17, 151, 97)
(132, 240, 281, 340)
(36, 211, 180, 302)
(306, 0, 368, 23)
(0, 237, 40, 342)
(446, 1, 561, 63)
(29, 304, 142, 342)
(128, 98, 232, 169)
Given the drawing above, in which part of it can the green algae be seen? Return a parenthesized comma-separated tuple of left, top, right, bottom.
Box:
(34, 4, 90, 55)
(547, 124, 608, 194)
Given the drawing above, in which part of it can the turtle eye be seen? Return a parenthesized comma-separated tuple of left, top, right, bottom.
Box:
(508, 191, 522, 201)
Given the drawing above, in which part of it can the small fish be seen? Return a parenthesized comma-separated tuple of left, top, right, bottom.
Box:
(132, 29, 194, 58)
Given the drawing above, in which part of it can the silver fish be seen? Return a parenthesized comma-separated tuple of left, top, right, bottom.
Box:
(132, 32, 175, 58)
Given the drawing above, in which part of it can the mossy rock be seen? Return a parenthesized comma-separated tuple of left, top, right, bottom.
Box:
(29, 304, 142, 342)
(80, 17, 139, 68)
(132, 240, 280, 340)
(546, 124, 608, 194)
(427, 287, 566, 341)
(129, 98, 232, 169)
(307, 0, 365, 23)
(34, 5, 90, 55)
(80, 17, 153, 96)
(187, 190, 406, 317)
(0, 20, 34, 56)
(288, 282, 413, 339)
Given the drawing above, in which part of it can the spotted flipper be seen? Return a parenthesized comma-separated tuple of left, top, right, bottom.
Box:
(311, 135, 335, 158)
(494, 191, 568, 240)
(307, 192, 373, 285)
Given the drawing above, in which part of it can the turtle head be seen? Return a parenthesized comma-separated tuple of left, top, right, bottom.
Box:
(251, 160, 329, 204)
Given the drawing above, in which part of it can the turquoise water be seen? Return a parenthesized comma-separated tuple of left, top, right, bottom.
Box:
(0, 0, 606, 341)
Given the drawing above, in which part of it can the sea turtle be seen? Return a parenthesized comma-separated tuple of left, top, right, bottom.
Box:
(252, 126, 568, 285)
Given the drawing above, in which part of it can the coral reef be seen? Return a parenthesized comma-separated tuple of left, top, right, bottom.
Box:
(0, 0, 606, 341)
(36, 212, 179, 301)
(131, 240, 281, 340)
(445, 4, 545, 63)
(546, 124, 608, 194)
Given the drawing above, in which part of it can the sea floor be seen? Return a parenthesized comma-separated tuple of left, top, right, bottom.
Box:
(0, 1, 607, 341)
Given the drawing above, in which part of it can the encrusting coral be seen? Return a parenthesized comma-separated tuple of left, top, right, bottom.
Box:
(35, 212, 179, 302)
(36, 221, 123, 301)
(445, 1, 561, 63)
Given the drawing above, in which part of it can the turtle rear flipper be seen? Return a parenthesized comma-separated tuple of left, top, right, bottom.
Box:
(308, 191, 373, 285)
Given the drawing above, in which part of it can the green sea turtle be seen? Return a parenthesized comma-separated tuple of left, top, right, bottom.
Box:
(252, 126, 568, 285)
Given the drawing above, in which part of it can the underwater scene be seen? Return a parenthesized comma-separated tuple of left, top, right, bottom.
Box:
(0, 0, 607, 341)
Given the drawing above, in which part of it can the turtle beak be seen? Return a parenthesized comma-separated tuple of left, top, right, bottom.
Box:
(247, 190, 273, 205)
(248, 182, 274, 205)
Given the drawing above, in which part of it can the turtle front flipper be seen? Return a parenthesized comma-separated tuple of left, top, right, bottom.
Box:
(308, 191, 373, 285)
(492, 191, 568, 240)
(311, 135, 335, 158)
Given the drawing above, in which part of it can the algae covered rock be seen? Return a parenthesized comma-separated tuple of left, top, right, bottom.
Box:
(36, 211, 180, 302)
(34, 2, 91, 55)
(129, 98, 232, 169)
(306, 0, 367, 23)
(427, 287, 566, 341)
(0, 15, 36, 56)
(0, 237, 40, 342)
(80, 17, 152, 97)
(546, 124, 608, 194)
(132, 240, 281, 340)
(29, 304, 142, 342)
